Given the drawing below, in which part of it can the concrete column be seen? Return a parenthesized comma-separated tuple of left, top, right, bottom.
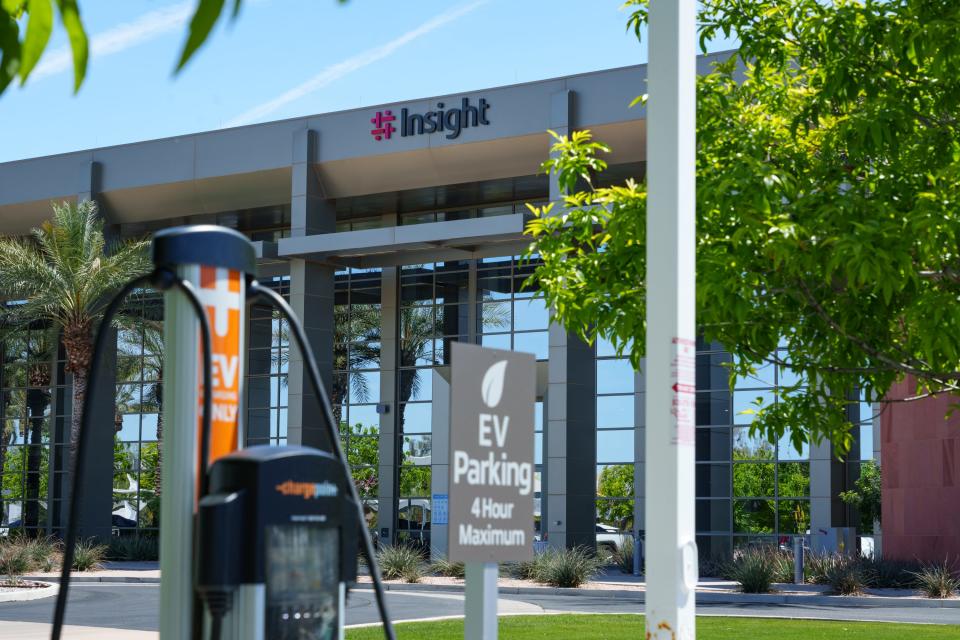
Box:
(73, 327, 116, 541)
(76, 161, 99, 204)
(633, 360, 646, 557)
(286, 128, 336, 451)
(543, 88, 597, 549)
(429, 371, 450, 560)
(808, 437, 834, 543)
(56, 166, 114, 540)
(545, 323, 596, 549)
(548, 90, 573, 205)
(377, 267, 399, 545)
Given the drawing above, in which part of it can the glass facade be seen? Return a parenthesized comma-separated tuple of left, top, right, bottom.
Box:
(396, 261, 469, 543)
(334, 268, 383, 532)
(696, 341, 811, 557)
(0, 202, 859, 557)
(595, 336, 636, 533)
(114, 289, 164, 535)
(247, 276, 290, 447)
(0, 324, 54, 533)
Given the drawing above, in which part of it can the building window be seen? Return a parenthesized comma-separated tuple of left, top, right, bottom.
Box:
(595, 336, 635, 534)
(114, 288, 164, 534)
(477, 256, 548, 360)
(246, 276, 290, 447)
(334, 268, 383, 532)
(0, 325, 53, 535)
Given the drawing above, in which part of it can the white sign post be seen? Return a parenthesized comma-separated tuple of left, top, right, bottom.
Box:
(645, 1, 698, 639)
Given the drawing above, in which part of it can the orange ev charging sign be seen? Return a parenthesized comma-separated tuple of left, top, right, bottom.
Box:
(196, 265, 245, 484)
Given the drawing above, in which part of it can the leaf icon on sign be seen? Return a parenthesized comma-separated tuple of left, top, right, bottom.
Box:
(481, 360, 508, 408)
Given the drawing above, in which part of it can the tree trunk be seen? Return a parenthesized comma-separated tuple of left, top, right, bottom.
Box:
(62, 325, 93, 467)
(70, 368, 88, 466)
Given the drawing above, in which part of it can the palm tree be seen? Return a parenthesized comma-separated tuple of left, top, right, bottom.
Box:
(0, 201, 150, 464)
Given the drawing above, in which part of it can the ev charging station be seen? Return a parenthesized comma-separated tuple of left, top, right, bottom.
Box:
(51, 225, 394, 640)
(155, 226, 252, 639)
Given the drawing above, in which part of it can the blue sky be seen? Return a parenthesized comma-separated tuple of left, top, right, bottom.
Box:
(0, 1, 732, 163)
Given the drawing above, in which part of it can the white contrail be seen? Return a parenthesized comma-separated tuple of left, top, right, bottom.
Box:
(224, 0, 488, 128)
(32, 1, 194, 80)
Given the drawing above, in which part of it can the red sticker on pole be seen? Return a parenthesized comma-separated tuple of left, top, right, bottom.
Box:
(670, 337, 696, 445)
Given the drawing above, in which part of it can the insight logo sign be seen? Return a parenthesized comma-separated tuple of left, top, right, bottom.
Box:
(370, 97, 490, 141)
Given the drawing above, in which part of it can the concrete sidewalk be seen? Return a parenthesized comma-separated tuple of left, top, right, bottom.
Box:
(1, 622, 156, 639)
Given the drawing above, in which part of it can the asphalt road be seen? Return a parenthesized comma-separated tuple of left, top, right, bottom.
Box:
(0, 583, 958, 637)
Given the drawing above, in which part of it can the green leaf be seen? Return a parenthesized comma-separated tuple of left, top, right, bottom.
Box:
(0, 13, 21, 94)
(19, 0, 53, 83)
(54, 0, 86, 92)
(176, 0, 226, 72)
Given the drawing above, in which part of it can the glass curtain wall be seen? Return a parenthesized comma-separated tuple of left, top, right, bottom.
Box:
(247, 276, 291, 447)
(0, 324, 54, 534)
(477, 256, 548, 360)
(595, 338, 636, 534)
(396, 261, 470, 545)
(334, 268, 382, 532)
(696, 340, 810, 556)
(114, 289, 164, 535)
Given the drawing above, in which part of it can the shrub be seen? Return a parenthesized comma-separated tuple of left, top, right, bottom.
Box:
(376, 545, 423, 581)
(431, 557, 466, 579)
(401, 563, 424, 584)
(107, 535, 159, 561)
(611, 542, 634, 575)
(862, 556, 919, 589)
(536, 547, 603, 588)
(824, 556, 871, 595)
(508, 558, 538, 581)
(13, 535, 61, 572)
(805, 550, 842, 585)
(698, 555, 733, 580)
(0, 545, 31, 584)
(911, 562, 960, 599)
(767, 549, 794, 583)
(71, 539, 107, 572)
(729, 548, 777, 594)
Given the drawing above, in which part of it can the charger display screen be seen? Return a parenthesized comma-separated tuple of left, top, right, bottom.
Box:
(265, 525, 340, 639)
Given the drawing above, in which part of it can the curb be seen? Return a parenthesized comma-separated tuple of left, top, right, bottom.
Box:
(22, 575, 960, 609)
(0, 581, 58, 602)
(23, 575, 161, 584)
(351, 582, 960, 609)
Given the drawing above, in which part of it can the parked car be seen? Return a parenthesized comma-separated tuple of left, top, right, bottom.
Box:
(596, 523, 632, 554)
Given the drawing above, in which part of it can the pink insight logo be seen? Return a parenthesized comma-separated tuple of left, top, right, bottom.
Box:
(370, 110, 396, 141)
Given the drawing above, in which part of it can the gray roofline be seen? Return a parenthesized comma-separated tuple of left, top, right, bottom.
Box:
(0, 50, 736, 167)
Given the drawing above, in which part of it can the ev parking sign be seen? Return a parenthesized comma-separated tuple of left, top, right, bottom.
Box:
(448, 342, 535, 563)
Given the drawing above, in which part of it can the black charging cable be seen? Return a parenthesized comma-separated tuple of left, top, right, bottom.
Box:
(247, 281, 397, 640)
(51, 269, 214, 640)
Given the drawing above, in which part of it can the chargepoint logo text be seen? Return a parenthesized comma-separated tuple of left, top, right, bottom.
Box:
(275, 480, 339, 500)
(370, 97, 490, 141)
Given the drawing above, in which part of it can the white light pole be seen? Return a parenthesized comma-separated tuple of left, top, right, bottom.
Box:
(644, 1, 698, 639)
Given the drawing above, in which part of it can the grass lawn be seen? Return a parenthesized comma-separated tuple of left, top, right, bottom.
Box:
(346, 614, 959, 639)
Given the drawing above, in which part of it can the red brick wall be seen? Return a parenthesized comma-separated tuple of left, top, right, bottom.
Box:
(882, 379, 960, 562)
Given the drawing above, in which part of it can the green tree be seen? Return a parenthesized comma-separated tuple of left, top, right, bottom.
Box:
(0, 0, 350, 95)
(839, 460, 881, 534)
(596, 464, 634, 530)
(525, 0, 960, 455)
(0, 201, 150, 463)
